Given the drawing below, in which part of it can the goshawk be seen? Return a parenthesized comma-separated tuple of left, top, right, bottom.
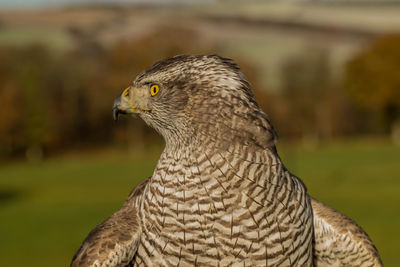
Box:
(71, 55, 382, 266)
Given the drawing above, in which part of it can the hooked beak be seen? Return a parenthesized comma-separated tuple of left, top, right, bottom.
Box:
(112, 86, 150, 121)
(112, 93, 125, 121)
(113, 87, 136, 121)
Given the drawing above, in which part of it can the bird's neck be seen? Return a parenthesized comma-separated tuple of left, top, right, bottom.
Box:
(155, 141, 284, 189)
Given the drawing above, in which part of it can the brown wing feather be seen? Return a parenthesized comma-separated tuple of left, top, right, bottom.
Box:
(71, 178, 150, 267)
(311, 197, 383, 267)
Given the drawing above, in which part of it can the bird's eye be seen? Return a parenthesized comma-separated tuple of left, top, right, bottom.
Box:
(150, 84, 159, 96)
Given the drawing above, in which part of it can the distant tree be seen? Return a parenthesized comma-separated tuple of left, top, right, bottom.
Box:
(281, 47, 332, 143)
(344, 34, 400, 135)
(0, 47, 24, 157)
(0, 25, 220, 160)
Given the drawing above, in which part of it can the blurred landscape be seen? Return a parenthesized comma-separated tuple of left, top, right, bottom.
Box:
(0, 1, 399, 266)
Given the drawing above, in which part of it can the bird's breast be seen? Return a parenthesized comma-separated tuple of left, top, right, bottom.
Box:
(134, 150, 313, 266)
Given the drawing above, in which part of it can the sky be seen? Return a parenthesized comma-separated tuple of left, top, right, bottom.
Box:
(0, 0, 83, 8)
(0, 0, 78, 8)
(0, 0, 211, 9)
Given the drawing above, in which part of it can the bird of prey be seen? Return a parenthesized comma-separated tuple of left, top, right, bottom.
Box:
(71, 55, 382, 266)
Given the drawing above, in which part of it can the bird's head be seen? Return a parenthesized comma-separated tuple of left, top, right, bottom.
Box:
(113, 55, 277, 150)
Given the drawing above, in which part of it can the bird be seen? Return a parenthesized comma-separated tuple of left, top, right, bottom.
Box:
(71, 55, 382, 266)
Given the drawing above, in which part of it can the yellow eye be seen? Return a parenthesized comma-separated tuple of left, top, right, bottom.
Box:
(150, 84, 159, 96)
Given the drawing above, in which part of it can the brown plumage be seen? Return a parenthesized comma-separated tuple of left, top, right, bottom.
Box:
(71, 180, 148, 267)
(71, 55, 382, 266)
(312, 198, 382, 266)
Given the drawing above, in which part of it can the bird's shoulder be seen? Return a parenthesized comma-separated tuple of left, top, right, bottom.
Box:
(124, 178, 150, 208)
(70, 178, 150, 267)
(311, 197, 382, 266)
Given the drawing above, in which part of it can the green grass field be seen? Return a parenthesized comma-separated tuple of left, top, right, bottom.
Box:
(0, 140, 398, 266)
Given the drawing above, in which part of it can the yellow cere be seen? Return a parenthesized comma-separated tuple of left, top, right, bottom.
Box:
(150, 84, 159, 96)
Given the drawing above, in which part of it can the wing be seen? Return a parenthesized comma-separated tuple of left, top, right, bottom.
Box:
(311, 197, 383, 267)
(71, 178, 150, 267)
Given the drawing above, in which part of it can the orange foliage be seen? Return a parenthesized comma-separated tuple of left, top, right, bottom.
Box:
(0, 26, 216, 158)
(345, 34, 400, 133)
(345, 34, 400, 109)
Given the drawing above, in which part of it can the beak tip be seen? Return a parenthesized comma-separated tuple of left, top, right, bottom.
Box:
(113, 93, 122, 121)
(113, 108, 119, 121)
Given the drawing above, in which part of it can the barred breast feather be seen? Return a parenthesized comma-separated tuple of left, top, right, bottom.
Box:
(134, 144, 313, 266)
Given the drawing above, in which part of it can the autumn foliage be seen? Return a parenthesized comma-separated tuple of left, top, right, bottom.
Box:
(0, 29, 398, 159)
(345, 34, 400, 133)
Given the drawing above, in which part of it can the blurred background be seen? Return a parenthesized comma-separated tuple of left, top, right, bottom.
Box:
(0, 0, 399, 266)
